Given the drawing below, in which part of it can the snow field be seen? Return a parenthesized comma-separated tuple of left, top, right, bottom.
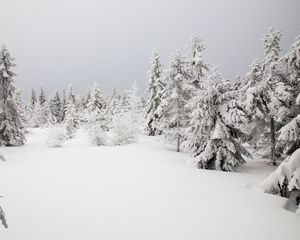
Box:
(0, 128, 299, 240)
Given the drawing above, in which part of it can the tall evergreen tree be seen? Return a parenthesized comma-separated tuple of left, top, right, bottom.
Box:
(277, 33, 300, 154)
(0, 45, 25, 146)
(50, 91, 62, 124)
(107, 86, 122, 117)
(144, 48, 165, 136)
(242, 28, 282, 165)
(38, 87, 46, 105)
(60, 89, 67, 122)
(63, 96, 79, 138)
(30, 88, 37, 108)
(156, 51, 190, 152)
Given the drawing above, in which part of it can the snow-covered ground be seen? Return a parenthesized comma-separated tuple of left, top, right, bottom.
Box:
(0, 128, 299, 240)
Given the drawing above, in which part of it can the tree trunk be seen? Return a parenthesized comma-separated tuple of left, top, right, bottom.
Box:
(270, 116, 276, 166)
(177, 134, 180, 152)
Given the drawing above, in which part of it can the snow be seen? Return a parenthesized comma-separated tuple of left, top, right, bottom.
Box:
(0, 128, 299, 240)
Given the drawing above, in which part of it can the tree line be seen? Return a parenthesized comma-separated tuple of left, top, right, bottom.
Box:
(0, 27, 300, 214)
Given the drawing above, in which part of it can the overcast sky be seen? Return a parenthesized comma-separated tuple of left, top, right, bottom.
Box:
(1, 0, 300, 100)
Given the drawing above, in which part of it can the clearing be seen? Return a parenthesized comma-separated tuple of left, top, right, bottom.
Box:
(0, 128, 299, 240)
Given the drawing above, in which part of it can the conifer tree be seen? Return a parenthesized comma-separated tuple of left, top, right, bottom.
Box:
(144, 48, 165, 136)
(242, 28, 282, 165)
(85, 83, 107, 133)
(38, 87, 46, 105)
(156, 51, 190, 152)
(86, 83, 106, 115)
(261, 148, 300, 205)
(277, 33, 300, 154)
(60, 89, 67, 122)
(50, 91, 62, 124)
(68, 85, 76, 105)
(0, 45, 25, 146)
(63, 97, 79, 138)
(187, 34, 208, 88)
(107, 86, 122, 117)
(188, 68, 250, 171)
(62, 85, 79, 137)
(30, 88, 37, 108)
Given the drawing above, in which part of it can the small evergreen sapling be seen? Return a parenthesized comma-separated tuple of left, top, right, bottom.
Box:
(46, 126, 67, 147)
(110, 111, 137, 145)
(87, 123, 107, 146)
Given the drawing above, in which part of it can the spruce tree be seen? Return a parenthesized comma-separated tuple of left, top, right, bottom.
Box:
(261, 148, 300, 205)
(188, 68, 250, 171)
(242, 28, 282, 165)
(86, 83, 106, 115)
(63, 97, 79, 138)
(50, 91, 62, 124)
(61, 89, 67, 122)
(156, 51, 190, 152)
(0, 44, 25, 146)
(277, 33, 300, 154)
(144, 48, 165, 136)
(62, 85, 79, 138)
(38, 87, 46, 105)
(187, 34, 208, 88)
(86, 83, 107, 132)
(30, 88, 37, 108)
(107, 86, 122, 117)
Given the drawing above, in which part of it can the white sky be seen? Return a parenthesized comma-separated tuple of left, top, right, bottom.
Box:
(1, 0, 299, 99)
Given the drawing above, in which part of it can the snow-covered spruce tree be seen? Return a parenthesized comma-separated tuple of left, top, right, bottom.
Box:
(187, 34, 209, 88)
(38, 100, 51, 127)
(261, 148, 300, 205)
(15, 89, 27, 130)
(27, 88, 38, 127)
(63, 88, 79, 138)
(126, 81, 143, 128)
(0, 44, 25, 146)
(86, 83, 108, 144)
(50, 91, 62, 124)
(188, 68, 250, 171)
(60, 89, 67, 122)
(106, 86, 122, 118)
(35, 87, 50, 127)
(242, 28, 282, 165)
(30, 88, 37, 108)
(144, 48, 165, 136)
(107, 83, 140, 145)
(156, 51, 191, 152)
(67, 85, 76, 105)
(38, 87, 46, 105)
(86, 83, 106, 117)
(87, 87, 119, 146)
(276, 33, 300, 155)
